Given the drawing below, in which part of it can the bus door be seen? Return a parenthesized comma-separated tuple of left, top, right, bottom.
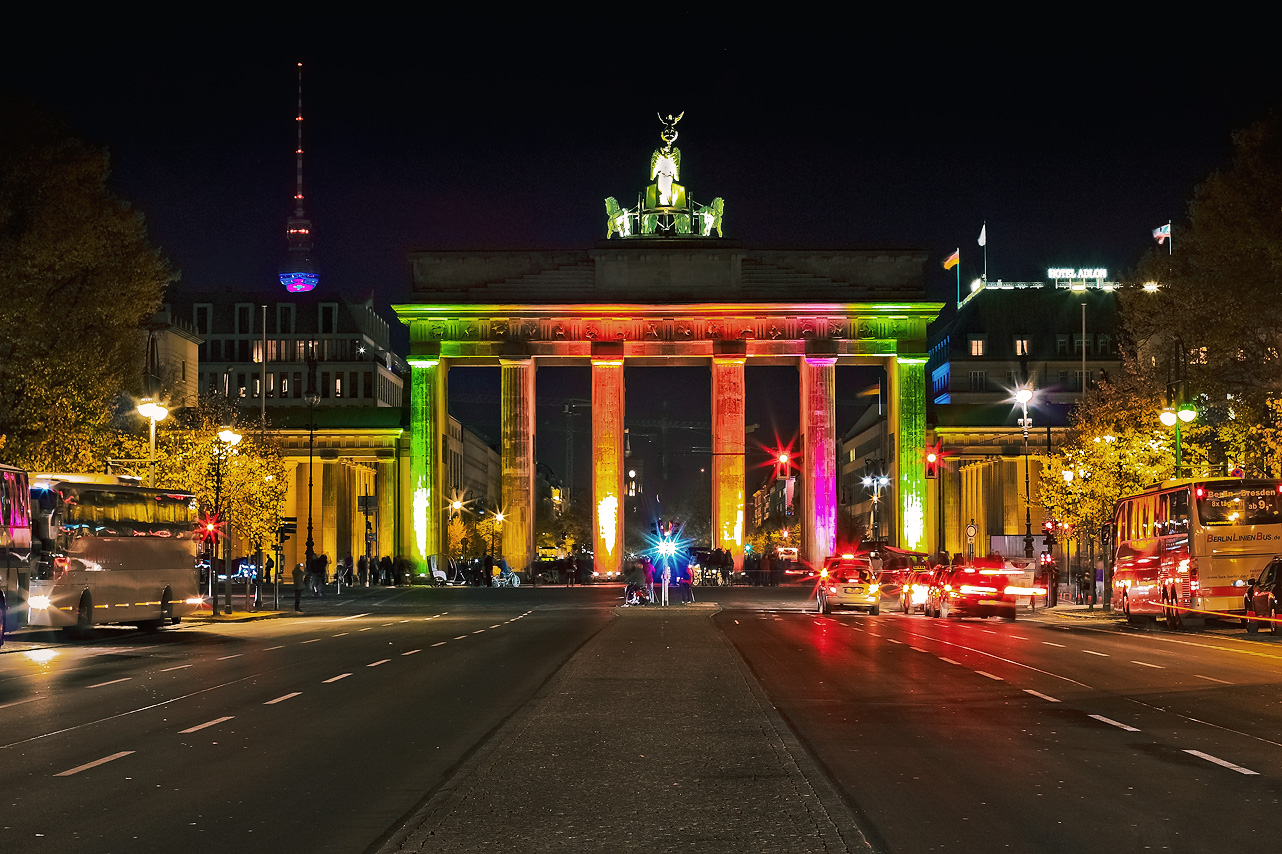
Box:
(1, 468, 33, 633)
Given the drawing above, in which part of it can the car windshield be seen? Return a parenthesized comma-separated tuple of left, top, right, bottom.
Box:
(830, 563, 873, 582)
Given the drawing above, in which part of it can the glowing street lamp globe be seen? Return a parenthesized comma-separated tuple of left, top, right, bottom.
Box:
(217, 426, 242, 446)
(1177, 403, 1197, 423)
(1159, 408, 1178, 427)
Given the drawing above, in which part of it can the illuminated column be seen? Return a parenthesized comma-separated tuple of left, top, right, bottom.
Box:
(409, 351, 448, 574)
(891, 355, 928, 552)
(711, 353, 746, 568)
(500, 357, 536, 573)
(591, 349, 625, 579)
(800, 356, 837, 567)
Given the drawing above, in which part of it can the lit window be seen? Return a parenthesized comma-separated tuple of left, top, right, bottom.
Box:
(969, 336, 985, 356)
(1014, 337, 1030, 356)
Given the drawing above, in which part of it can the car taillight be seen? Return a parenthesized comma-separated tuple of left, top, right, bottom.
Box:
(959, 585, 997, 595)
(868, 583, 880, 594)
(53, 555, 69, 575)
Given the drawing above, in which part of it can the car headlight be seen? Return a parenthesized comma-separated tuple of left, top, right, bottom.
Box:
(29, 595, 52, 610)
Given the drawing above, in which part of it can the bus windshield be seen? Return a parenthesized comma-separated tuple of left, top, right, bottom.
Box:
(61, 489, 198, 537)
(1196, 483, 1282, 526)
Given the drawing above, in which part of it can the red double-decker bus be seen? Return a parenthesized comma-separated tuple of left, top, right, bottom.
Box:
(1111, 478, 1282, 628)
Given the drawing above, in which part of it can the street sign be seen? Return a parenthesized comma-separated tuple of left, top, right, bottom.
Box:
(965, 523, 978, 538)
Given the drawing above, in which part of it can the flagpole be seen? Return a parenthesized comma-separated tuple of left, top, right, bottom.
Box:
(1167, 219, 1172, 256)
(982, 220, 987, 282)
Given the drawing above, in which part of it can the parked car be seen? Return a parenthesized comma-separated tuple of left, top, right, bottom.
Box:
(1245, 556, 1282, 634)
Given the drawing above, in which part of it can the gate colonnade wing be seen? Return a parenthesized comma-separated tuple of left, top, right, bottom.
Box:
(394, 245, 942, 576)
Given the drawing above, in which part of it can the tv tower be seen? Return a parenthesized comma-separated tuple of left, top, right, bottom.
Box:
(280, 62, 318, 292)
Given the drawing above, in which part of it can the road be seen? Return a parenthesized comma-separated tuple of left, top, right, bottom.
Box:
(3, 581, 1280, 853)
(0, 585, 614, 854)
(718, 597, 1282, 852)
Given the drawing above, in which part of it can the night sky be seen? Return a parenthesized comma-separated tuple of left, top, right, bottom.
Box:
(5, 23, 1279, 500)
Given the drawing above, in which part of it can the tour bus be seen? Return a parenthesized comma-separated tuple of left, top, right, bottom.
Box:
(28, 474, 202, 632)
(1, 465, 34, 643)
(1111, 477, 1282, 627)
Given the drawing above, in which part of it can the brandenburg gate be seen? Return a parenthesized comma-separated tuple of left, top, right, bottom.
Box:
(394, 116, 942, 576)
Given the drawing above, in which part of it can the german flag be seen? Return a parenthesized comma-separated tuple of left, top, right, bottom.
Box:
(943, 249, 960, 270)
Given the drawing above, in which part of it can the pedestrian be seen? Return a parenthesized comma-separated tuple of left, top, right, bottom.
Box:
(292, 562, 305, 611)
(264, 554, 275, 585)
(643, 555, 656, 603)
(483, 553, 494, 587)
(379, 555, 392, 586)
(358, 554, 368, 587)
(660, 561, 671, 606)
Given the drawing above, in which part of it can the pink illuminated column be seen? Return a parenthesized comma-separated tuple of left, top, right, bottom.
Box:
(800, 356, 837, 567)
(500, 357, 536, 573)
(711, 355, 746, 567)
(591, 352, 625, 579)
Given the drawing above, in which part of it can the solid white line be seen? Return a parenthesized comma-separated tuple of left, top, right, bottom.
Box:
(401, 649, 421, 656)
(1083, 650, 1109, 657)
(180, 716, 234, 734)
(160, 664, 193, 672)
(0, 697, 39, 710)
(1131, 660, 1165, 669)
(1024, 689, 1061, 703)
(432, 642, 447, 647)
(939, 657, 962, 665)
(87, 678, 131, 689)
(323, 674, 351, 683)
(216, 654, 242, 661)
(975, 670, 1004, 681)
(367, 659, 390, 667)
(264, 692, 301, 705)
(1043, 642, 1066, 647)
(1184, 749, 1259, 775)
(335, 613, 369, 622)
(1090, 714, 1140, 732)
(55, 751, 134, 777)
(1195, 674, 1233, 685)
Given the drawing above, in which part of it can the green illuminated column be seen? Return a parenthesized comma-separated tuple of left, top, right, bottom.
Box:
(409, 354, 448, 575)
(591, 351, 625, 580)
(711, 355, 746, 568)
(500, 357, 536, 573)
(891, 355, 928, 552)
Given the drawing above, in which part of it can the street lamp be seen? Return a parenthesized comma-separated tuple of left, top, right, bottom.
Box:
(305, 383, 321, 570)
(1014, 386, 1035, 558)
(136, 399, 169, 487)
(212, 425, 242, 615)
(1159, 403, 1197, 478)
(491, 511, 505, 559)
(861, 474, 890, 541)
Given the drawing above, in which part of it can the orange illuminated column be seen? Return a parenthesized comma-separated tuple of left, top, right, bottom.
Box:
(500, 357, 536, 573)
(591, 352, 625, 579)
(711, 355, 746, 568)
(801, 356, 837, 567)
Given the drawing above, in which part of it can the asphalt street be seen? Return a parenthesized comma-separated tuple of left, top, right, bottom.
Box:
(718, 599, 1282, 853)
(2, 582, 1280, 853)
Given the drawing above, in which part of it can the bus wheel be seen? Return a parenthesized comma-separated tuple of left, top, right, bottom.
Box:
(161, 591, 176, 625)
(0, 598, 7, 647)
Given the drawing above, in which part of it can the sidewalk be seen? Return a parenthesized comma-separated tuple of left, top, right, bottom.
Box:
(1038, 602, 1121, 621)
(380, 604, 875, 854)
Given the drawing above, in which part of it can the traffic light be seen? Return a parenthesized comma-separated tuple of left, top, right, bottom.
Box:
(1042, 518, 1057, 550)
(924, 441, 943, 479)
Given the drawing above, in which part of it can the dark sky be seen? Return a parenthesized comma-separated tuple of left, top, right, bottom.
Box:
(5, 22, 1279, 498)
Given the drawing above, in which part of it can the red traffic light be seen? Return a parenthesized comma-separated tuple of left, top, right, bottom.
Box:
(1043, 519, 1055, 533)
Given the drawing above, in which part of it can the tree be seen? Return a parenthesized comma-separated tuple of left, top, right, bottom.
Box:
(1123, 110, 1282, 476)
(0, 94, 174, 470)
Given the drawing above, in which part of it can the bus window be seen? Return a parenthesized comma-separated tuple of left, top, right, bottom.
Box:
(1169, 489, 1190, 533)
(1198, 483, 1282, 526)
(1158, 493, 1170, 536)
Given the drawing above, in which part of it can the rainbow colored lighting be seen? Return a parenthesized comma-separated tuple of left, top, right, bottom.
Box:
(280, 272, 319, 292)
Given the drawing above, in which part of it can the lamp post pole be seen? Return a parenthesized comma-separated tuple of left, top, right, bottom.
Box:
(1016, 387, 1035, 559)
(137, 399, 169, 488)
(305, 383, 320, 570)
(214, 426, 242, 615)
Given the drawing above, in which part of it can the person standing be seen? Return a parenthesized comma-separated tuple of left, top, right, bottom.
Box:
(292, 562, 305, 612)
(643, 556, 656, 603)
(660, 561, 671, 606)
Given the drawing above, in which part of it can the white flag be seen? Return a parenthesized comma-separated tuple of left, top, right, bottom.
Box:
(978, 224, 987, 247)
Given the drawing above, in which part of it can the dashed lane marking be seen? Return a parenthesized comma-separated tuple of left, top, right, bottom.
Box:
(367, 659, 390, 667)
(264, 692, 301, 705)
(975, 670, 1004, 681)
(1024, 689, 1061, 703)
(1043, 642, 1066, 647)
(1011, 635, 1029, 640)
(180, 716, 234, 734)
(1131, 660, 1165, 669)
(323, 674, 351, 683)
(939, 657, 962, 665)
(401, 649, 421, 656)
(909, 646, 928, 653)
(1083, 650, 1109, 657)
(1090, 714, 1140, 732)
(1184, 749, 1259, 775)
(359, 627, 372, 632)
(160, 664, 193, 672)
(333, 613, 370, 622)
(0, 697, 38, 710)
(472, 630, 485, 634)
(87, 678, 131, 689)
(886, 638, 903, 644)
(55, 751, 134, 777)
(301, 639, 320, 645)
(432, 642, 447, 647)
(1195, 674, 1233, 685)
(489, 625, 502, 629)
(332, 632, 349, 637)
(454, 635, 467, 640)
(264, 646, 285, 651)
(216, 654, 242, 661)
